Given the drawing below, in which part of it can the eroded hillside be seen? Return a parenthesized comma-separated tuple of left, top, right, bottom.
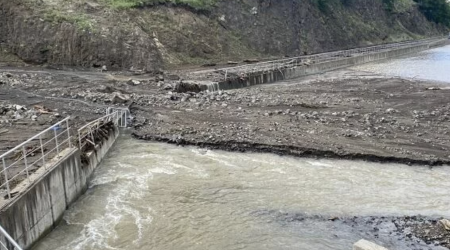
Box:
(0, 0, 446, 71)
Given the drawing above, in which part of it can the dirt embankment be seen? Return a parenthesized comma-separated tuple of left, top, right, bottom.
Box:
(0, 0, 447, 71)
(131, 71, 450, 166)
(3, 68, 450, 166)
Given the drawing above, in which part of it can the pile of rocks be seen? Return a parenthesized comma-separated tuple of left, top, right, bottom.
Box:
(0, 103, 59, 126)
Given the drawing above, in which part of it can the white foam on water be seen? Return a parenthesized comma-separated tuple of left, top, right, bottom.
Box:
(149, 167, 177, 175)
(60, 162, 155, 250)
(305, 160, 333, 168)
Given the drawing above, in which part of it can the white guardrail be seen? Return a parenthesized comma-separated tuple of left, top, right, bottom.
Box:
(0, 225, 22, 250)
(0, 117, 72, 200)
(77, 108, 128, 149)
(219, 37, 445, 80)
(0, 107, 128, 249)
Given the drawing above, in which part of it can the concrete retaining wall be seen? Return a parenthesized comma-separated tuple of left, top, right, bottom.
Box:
(216, 43, 441, 90)
(0, 126, 119, 249)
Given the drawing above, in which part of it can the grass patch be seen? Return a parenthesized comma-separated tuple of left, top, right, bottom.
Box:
(103, 0, 217, 10)
(44, 9, 94, 31)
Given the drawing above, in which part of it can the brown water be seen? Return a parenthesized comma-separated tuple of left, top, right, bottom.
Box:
(352, 45, 450, 83)
(32, 135, 450, 250)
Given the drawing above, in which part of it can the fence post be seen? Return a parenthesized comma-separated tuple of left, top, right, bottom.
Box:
(2, 158, 11, 199)
(39, 135, 46, 170)
(54, 128, 59, 154)
(66, 119, 71, 148)
(22, 146, 30, 182)
(78, 130, 82, 150)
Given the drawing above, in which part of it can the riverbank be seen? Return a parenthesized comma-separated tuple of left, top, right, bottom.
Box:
(2, 67, 450, 164)
(2, 67, 450, 249)
(131, 69, 450, 166)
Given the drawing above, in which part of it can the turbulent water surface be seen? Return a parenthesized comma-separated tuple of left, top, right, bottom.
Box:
(352, 44, 450, 83)
(32, 134, 450, 250)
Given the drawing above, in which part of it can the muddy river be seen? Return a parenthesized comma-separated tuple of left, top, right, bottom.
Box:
(32, 134, 450, 250)
(353, 44, 450, 83)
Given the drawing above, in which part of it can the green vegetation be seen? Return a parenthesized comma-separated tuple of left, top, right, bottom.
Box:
(103, 0, 217, 10)
(43, 10, 94, 31)
(383, 0, 450, 26)
(312, 0, 450, 27)
(310, 0, 341, 14)
(413, 0, 450, 27)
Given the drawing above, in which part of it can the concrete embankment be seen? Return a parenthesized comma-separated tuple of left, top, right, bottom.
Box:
(210, 40, 449, 91)
(0, 125, 118, 249)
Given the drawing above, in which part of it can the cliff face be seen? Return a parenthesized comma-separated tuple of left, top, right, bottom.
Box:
(0, 0, 445, 71)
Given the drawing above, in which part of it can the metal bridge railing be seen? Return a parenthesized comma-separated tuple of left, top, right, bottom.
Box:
(0, 107, 129, 250)
(78, 112, 118, 149)
(0, 224, 22, 250)
(78, 108, 128, 149)
(0, 117, 72, 200)
(219, 37, 444, 80)
(106, 107, 129, 128)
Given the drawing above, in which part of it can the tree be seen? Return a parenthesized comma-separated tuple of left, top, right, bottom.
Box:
(413, 0, 450, 27)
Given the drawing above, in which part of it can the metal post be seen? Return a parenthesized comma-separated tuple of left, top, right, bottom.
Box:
(54, 128, 59, 154)
(2, 158, 11, 200)
(89, 128, 94, 144)
(66, 119, 71, 148)
(22, 146, 30, 182)
(78, 131, 82, 149)
(39, 135, 46, 170)
(0, 224, 23, 250)
(224, 70, 228, 81)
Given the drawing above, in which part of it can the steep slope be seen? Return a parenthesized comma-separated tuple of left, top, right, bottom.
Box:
(0, 0, 446, 71)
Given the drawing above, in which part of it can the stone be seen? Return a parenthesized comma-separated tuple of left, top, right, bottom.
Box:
(111, 92, 130, 104)
(37, 115, 52, 125)
(165, 74, 180, 81)
(439, 219, 450, 230)
(15, 105, 25, 111)
(353, 239, 389, 250)
(163, 83, 173, 90)
(127, 79, 141, 86)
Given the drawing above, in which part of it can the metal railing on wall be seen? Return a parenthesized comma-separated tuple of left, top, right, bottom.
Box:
(0, 224, 22, 250)
(218, 37, 445, 81)
(0, 107, 129, 201)
(77, 112, 119, 149)
(0, 107, 129, 249)
(0, 117, 72, 200)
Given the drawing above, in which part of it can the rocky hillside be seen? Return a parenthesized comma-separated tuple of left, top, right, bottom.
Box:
(0, 0, 446, 72)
